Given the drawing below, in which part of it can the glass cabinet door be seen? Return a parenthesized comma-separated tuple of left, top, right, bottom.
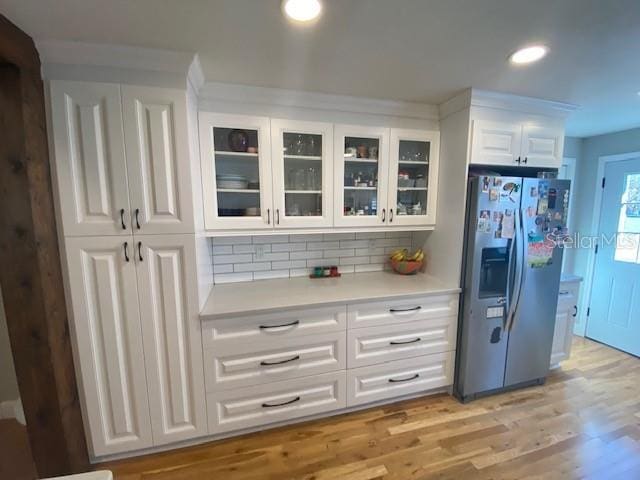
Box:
(388, 129, 440, 226)
(199, 113, 273, 230)
(333, 125, 389, 226)
(271, 120, 333, 228)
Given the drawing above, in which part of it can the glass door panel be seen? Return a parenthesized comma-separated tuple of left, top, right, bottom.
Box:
(388, 129, 439, 226)
(199, 113, 273, 230)
(272, 120, 333, 228)
(334, 125, 389, 226)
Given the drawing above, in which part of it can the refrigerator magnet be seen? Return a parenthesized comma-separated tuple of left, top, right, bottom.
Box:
(493, 177, 503, 187)
(489, 188, 499, 201)
(501, 209, 515, 239)
(493, 211, 503, 223)
(478, 210, 491, 233)
(537, 197, 548, 215)
(548, 188, 557, 209)
(530, 187, 538, 197)
(481, 177, 490, 193)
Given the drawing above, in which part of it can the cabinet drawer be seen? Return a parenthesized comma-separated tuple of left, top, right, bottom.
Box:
(202, 306, 346, 349)
(347, 352, 454, 407)
(204, 331, 346, 391)
(348, 317, 456, 368)
(207, 371, 346, 434)
(557, 287, 577, 310)
(348, 294, 458, 329)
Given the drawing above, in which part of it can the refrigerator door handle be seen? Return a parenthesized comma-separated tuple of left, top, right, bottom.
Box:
(508, 208, 527, 331)
(504, 228, 517, 330)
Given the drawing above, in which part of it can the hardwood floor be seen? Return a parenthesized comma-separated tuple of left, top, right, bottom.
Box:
(101, 337, 640, 480)
(0, 418, 37, 480)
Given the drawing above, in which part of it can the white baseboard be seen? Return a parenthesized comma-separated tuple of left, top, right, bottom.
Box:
(0, 398, 25, 425)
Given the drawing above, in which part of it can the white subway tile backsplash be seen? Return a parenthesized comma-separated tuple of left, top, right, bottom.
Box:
(208, 232, 417, 284)
(234, 262, 271, 273)
(272, 242, 307, 252)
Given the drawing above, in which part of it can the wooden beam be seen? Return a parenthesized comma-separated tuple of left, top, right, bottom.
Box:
(0, 14, 89, 476)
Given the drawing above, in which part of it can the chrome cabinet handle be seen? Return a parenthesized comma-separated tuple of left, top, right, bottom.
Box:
(123, 242, 130, 262)
(382, 208, 386, 222)
(522, 157, 528, 164)
(389, 208, 394, 223)
(516, 156, 521, 164)
(260, 355, 300, 366)
(389, 306, 421, 313)
(259, 320, 299, 330)
(135, 208, 141, 229)
(120, 208, 126, 230)
(389, 337, 421, 345)
(137, 241, 143, 262)
(262, 396, 300, 408)
(267, 208, 271, 225)
(388, 373, 420, 383)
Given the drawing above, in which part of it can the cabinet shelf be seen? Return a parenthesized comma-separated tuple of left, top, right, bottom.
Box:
(217, 188, 260, 193)
(399, 160, 429, 165)
(284, 155, 322, 161)
(397, 187, 428, 192)
(344, 186, 377, 191)
(214, 150, 259, 158)
(285, 190, 322, 194)
(344, 157, 378, 164)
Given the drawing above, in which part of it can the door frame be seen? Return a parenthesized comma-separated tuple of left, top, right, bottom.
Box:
(579, 150, 640, 337)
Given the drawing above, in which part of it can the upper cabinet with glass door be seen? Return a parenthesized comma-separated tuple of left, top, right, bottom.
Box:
(388, 129, 440, 227)
(334, 125, 389, 227)
(271, 120, 333, 228)
(199, 113, 273, 230)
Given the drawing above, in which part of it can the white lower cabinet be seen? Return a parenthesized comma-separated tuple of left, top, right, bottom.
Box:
(550, 281, 580, 367)
(65, 235, 206, 456)
(347, 352, 454, 407)
(135, 235, 207, 445)
(207, 371, 346, 434)
(347, 317, 457, 368)
(203, 331, 346, 391)
(65, 236, 153, 456)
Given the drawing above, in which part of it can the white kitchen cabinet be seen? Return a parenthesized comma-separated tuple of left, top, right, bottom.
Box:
(64, 236, 153, 456)
(333, 124, 390, 227)
(271, 119, 334, 228)
(122, 86, 195, 234)
(550, 280, 581, 367)
(135, 235, 207, 445)
(388, 128, 440, 226)
(470, 120, 563, 168)
(50, 81, 132, 237)
(199, 112, 273, 230)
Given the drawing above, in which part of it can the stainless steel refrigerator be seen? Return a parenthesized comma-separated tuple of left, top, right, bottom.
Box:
(454, 175, 571, 402)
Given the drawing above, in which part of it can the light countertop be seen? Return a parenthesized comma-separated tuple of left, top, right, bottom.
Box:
(200, 271, 460, 320)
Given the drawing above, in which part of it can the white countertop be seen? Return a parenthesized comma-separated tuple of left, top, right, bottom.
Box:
(200, 271, 460, 319)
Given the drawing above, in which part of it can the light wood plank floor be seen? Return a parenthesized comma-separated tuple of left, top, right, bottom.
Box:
(101, 337, 640, 480)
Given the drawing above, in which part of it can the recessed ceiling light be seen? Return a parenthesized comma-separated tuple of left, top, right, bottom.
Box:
(509, 45, 548, 65)
(282, 0, 322, 23)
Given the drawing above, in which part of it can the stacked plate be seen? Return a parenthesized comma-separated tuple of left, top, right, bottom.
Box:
(217, 174, 248, 189)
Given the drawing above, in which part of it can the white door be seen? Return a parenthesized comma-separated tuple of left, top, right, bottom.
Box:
(333, 124, 390, 227)
(586, 157, 640, 356)
(134, 235, 207, 445)
(64, 236, 152, 456)
(388, 128, 440, 226)
(122, 86, 195, 234)
(199, 113, 273, 230)
(521, 125, 562, 168)
(50, 81, 132, 236)
(271, 119, 334, 228)
(470, 120, 522, 166)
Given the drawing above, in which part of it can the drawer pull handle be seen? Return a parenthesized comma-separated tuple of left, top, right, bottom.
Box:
(388, 373, 420, 383)
(389, 306, 422, 313)
(559, 291, 570, 295)
(573, 306, 578, 317)
(259, 320, 300, 330)
(262, 396, 300, 408)
(260, 355, 300, 366)
(390, 337, 421, 345)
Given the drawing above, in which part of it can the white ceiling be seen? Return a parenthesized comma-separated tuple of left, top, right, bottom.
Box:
(2, 0, 639, 137)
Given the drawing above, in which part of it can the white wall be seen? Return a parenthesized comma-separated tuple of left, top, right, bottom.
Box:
(0, 286, 20, 403)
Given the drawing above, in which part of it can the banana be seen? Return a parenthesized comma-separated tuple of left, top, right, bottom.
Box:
(390, 248, 424, 262)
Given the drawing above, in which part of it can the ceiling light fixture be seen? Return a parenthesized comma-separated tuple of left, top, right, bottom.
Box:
(509, 45, 549, 65)
(282, 0, 322, 23)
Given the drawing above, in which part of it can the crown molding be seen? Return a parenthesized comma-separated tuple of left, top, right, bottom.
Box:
(36, 40, 201, 90)
(199, 81, 440, 121)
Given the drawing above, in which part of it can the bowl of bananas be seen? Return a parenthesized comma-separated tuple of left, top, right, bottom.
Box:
(389, 249, 424, 275)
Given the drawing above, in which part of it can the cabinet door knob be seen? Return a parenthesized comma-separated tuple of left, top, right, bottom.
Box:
(137, 241, 143, 262)
(120, 208, 127, 230)
(135, 208, 141, 229)
(123, 242, 130, 262)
